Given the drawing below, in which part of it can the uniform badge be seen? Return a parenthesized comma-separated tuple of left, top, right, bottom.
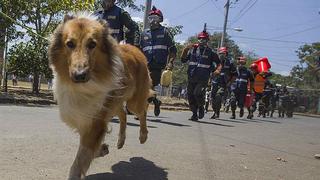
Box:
(107, 16, 116, 20)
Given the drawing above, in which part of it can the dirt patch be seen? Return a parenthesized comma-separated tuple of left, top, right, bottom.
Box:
(0, 87, 55, 105)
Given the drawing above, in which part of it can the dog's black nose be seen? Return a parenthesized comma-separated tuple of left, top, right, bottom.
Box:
(73, 71, 88, 83)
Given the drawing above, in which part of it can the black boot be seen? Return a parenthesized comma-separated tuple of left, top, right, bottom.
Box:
(154, 98, 162, 117)
(216, 111, 220, 119)
(189, 114, 198, 121)
(230, 111, 236, 119)
(198, 106, 205, 119)
(239, 108, 244, 117)
(247, 111, 253, 119)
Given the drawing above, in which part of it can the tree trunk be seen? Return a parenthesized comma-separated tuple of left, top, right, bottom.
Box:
(33, 73, 39, 94)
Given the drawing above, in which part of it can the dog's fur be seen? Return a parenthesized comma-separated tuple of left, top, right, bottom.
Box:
(48, 13, 152, 180)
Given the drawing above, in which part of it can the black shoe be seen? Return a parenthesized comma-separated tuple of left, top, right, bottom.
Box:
(198, 106, 205, 119)
(230, 112, 236, 119)
(216, 111, 220, 119)
(154, 99, 162, 117)
(240, 108, 244, 117)
(189, 114, 198, 121)
(247, 114, 253, 119)
(210, 113, 216, 119)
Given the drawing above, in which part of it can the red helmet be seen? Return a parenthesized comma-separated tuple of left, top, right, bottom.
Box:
(149, 6, 163, 22)
(250, 63, 258, 70)
(198, 31, 209, 39)
(218, 47, 228, 54)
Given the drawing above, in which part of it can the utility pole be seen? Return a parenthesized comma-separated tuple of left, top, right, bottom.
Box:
(143, 0, 152, 30)
(0, 5, 7, 91)
(220, 0, 230, 48)
(1, 27, 8, 92)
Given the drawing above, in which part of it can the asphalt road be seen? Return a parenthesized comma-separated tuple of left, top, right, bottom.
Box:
(1, 105, 320, 180)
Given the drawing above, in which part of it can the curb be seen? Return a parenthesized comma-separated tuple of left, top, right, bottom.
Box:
(0, 96, 56, 106)
(1, 94, 319, 118)
(293, 113, 320, 118)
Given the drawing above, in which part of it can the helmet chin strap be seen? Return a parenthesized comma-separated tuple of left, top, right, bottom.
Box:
(150, 22, 160, 30)
(219, 55, 226, 63)
(198, 39, 208, 46)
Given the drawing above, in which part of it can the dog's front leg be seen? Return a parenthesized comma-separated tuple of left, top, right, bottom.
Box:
(68, 119, 107, 180)
(68, 145, 94, 180)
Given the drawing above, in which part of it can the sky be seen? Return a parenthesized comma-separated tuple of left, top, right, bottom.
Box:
(127, 0, 320, 75)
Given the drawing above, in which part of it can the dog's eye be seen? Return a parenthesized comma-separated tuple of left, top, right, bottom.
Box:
(87, 41, 96, 50)
(66, 41, 75, 49)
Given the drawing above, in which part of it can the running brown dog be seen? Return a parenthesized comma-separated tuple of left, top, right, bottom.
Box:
(48, 13, 152, 180)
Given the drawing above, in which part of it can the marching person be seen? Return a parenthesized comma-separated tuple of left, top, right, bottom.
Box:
(95, 0, 140, 46)
(180, 30, 221, 121)
(140, 6, 177, 116)
(230, 57, 254, 119)
(249, 63, 272, 118)
(210, 47, 236, 119)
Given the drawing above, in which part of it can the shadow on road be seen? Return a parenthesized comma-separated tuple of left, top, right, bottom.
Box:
(147, 118, 191, 127)
(253, 118, 281, 124)
(212, 118, 247, 124)
(236, 118, 281, 124)
(111, 119, 157, 128)
(147, 115, 168, 119)
(86, 157, 168, 180)
(194, 120, 234, 127)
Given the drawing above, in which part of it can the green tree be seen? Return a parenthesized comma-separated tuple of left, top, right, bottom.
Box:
(293, 42, 320, 89)
(3, 0, 96, 93)
(172, 43, 188, 88)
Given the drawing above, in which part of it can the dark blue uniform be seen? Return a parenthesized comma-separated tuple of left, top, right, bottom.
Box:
(211, 57, 236, 118)
(140, 25, 177, 87)
(181, 45, 220, 119)
(95, 5, 139, 45)
(230, 67, 254, 117)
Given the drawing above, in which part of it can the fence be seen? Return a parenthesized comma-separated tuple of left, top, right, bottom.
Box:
(294, 89, 320, 114)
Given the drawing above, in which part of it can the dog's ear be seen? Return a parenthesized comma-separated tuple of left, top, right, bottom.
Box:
(98, 19, 110, 35)
(98, 19, 117, 57)
(63, 14, 75, 23)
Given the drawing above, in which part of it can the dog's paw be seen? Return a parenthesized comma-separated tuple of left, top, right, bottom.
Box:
(95, 143, 109, 158)
(139, 131, 148, 144)
(117, 134, 126, 149)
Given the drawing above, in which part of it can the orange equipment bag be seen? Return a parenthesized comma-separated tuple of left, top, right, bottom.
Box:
(254, 74, 265, 93)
